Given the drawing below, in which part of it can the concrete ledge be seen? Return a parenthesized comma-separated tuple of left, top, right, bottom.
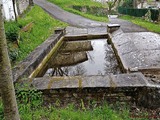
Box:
(64, 33, 108, 41)
(107, 24, 120, 33)
(108, 15, 118, 18)
(30, 73, 149, 90)
(12, 29, 65, 82)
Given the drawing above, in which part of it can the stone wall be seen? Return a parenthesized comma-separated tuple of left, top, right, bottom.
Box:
(42, 88, 135, 107)
(42, 87, 160, 109)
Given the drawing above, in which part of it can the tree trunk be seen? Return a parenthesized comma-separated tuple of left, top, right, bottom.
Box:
(141, 0, 144, 8)
(16, 0, 21, 15)
(0, 1, 20, 120)
(133, 0, 137, 8)
(12, 0, 17, 21)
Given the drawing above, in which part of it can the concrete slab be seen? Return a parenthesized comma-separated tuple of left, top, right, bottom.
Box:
(111, 31, 160, 72)
(31, 73, 150, 90)
(65, 26, 107, 36)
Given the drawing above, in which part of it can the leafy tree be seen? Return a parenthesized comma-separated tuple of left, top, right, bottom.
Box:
(122, 0, 134, 8)
(106, 0, 122, 14)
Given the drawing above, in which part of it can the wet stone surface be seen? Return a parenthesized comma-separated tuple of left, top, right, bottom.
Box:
(111, 31, 160, 72)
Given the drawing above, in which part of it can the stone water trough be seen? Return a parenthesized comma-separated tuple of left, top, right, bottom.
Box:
(12, 26, 160, 108)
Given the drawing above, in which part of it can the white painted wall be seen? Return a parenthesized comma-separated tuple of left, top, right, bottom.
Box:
(2, 0, 16, 20)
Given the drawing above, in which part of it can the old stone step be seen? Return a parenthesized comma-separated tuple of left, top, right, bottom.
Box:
(30, 72, 150, 90)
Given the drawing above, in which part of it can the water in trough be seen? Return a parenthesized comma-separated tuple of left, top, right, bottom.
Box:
(36, 39, 121, 77)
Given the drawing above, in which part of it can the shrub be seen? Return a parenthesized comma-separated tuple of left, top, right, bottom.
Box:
(118, 7, 159, 21)
(15, 83, 43, 107)
(8, 48, 19, 62)
(4, 21, 20, 42)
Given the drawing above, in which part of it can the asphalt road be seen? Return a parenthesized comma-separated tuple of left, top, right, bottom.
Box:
(34, 0, 148, 32)
(33, 0, 107, 28)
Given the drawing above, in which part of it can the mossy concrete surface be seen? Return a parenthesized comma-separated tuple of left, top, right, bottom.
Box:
(12, 29, 65, 82)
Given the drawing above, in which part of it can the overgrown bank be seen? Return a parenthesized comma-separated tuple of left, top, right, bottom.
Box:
(5, 5, 67, 64)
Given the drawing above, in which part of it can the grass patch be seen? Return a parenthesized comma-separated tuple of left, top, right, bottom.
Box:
(17, 5, 67, 62)
(5, 5, 67, 64)
(18, 104, 129, 120)
(47, 0, 108, 22)
(120, 15, 160, 33)
(0, 99, 130, 120)
(0, 98, 154, 120)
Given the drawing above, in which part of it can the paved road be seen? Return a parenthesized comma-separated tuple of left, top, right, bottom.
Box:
(33, 0, 107, 28)
(109, 18, 148, 32)
(34, 0, 148, 32)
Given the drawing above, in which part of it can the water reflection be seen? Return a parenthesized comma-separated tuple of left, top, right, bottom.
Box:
(104, 43, 121, 74)
(45, 64, 87, 76)
(49, 52, 88, 66)
(38, 39, 121, 77)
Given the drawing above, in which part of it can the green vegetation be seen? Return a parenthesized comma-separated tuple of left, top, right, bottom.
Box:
(0, 99, 3, 120)
(5, 21, 20, 42)
(18, 103, 129, 120)
(5, 5, 67, 64)
(120, 15, 160, 33)
(0, 85, 130, 120)
(48, 0, 109, 22)
(0, 87, 151, 120)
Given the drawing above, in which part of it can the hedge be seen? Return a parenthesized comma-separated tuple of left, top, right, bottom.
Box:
(118, 7, 159, 21)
